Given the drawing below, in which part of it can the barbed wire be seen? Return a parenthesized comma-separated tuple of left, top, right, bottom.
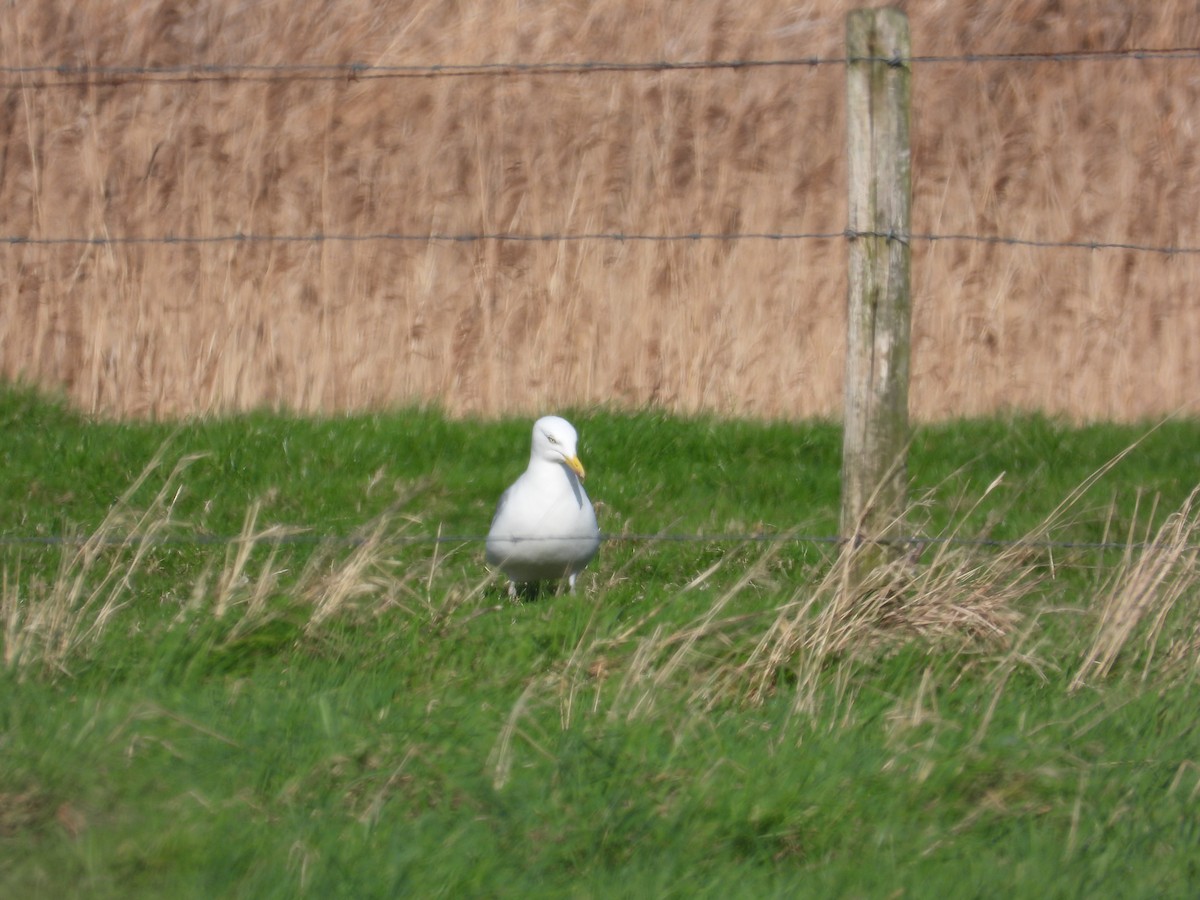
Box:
(1, 230, 844, 246)
(4, 46, 1199, 253)
(0, 530, 1194, 555)
(4, 229, 1198, 256)
(2, 46, 1199, 88)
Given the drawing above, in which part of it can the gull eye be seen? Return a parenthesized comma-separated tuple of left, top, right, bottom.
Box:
(547, 434, 559, 445)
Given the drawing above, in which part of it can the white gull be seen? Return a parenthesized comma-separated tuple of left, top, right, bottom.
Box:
(486, 415, 600, 595)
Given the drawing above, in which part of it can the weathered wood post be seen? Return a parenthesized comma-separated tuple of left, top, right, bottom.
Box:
(841, 8, 913, 563)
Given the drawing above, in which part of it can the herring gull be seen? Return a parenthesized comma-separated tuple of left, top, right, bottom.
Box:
(486, 416, 600, 595)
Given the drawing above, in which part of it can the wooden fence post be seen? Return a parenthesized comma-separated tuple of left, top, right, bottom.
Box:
(841, 8, 913, 560)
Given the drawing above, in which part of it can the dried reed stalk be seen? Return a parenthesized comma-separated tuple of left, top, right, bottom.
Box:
(2, 2, 1199, 420)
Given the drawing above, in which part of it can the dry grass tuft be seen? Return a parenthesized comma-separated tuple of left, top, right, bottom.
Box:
(735, 435, 1181, 711)
(512, 436, 1185, 740)
(1, 463, 476, 677)
(3, 2, 1200, 420)
(1, 445, 203, 676)
(1070, 486, 1200, 691)
(742, 525, 1030, 715)
(300, 518, 399, 634)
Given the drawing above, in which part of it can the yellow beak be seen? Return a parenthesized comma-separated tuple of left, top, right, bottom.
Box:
(565, 455, 586, 480)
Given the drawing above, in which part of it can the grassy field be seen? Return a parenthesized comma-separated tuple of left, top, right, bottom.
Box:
(3, 2, 1200, 420)
(2, 384, 1200, 897)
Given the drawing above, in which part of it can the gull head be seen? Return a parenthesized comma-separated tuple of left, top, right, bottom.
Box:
(531, 415, 586, 480)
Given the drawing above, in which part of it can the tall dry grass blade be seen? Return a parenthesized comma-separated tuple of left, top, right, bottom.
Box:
(579, 539, 790, 721)
(0, 445, 206, 676)
(214, 500, 264, 619)
(299, 513, 445, 634)
(652, 540, 782, 690)
(2, 563, 26, 670)
(302, 518, 393, 633)
(489, 677, 539, 790)
(1070, 486, 1200, 691)
(201, 498, 303, 642)
(556, 597, 609, 731)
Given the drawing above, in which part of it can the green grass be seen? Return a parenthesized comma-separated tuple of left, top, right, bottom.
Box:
(2, 383, 1200, 898)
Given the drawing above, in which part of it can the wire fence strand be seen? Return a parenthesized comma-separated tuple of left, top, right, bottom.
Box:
(1, 530, 1194, 555)
(3, 45, 1199, 87)
(5, 229, 1199, 256)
